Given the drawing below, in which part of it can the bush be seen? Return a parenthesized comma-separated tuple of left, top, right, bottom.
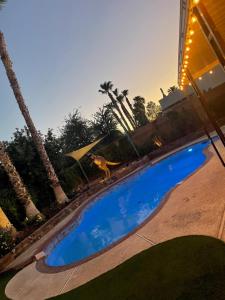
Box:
(0, 230, 15, 258)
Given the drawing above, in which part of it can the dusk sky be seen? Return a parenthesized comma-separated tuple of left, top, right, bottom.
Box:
(0, 0, 180, 140)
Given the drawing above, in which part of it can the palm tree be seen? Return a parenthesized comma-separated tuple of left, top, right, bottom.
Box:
(0, 141, 43, 220)
(105, 103, 140, 158)
(99, 82, 132, 132)
(112, 89, 136, 130)
(0, 0, 6, 10)
(0, 32, 68, 205)
(133, 96, 149, 127)
(105, 103, 129, 134)
(121, 89, 137, 127)
(167, 86, 179, 94)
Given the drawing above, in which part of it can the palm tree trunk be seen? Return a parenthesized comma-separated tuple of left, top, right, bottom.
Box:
(125, 96, 137, 127)
(110, 107, 129, 133)
(110, 109, 140, 158)
(108, 92, 132, 132)
(0, 142, 43, 220)
(118, 100, 136, 130)
(0, 207, 16, 235)
(0, 32, 68, 205)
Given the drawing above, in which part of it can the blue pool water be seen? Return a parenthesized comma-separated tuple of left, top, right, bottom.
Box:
(46, 141, 209, 267)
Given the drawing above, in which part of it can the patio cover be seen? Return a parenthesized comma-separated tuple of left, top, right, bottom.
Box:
(65, 137, 104, 161)
(178, 0, 225, 87)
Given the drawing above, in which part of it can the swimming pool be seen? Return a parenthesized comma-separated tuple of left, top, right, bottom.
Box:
(45, 141, 209, 267)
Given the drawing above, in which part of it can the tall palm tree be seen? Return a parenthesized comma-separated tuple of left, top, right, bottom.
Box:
(167, 86, 179, 94)
(104, 103, 129, 133)
(99, 82, 132, 132)
(112, 89, 136, 130)
(0, 206, 16, 234)
(0, 0, 6, 10)
(105, 103, 140, 158)
(121, 89, 137, 127)
(0, 141, 43, 220)
(0, 32, 68, 205)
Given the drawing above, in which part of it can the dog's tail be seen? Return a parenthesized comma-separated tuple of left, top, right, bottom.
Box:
(106, 161, 120, 166)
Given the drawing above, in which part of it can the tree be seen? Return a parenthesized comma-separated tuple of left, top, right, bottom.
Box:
(146, 101, 161, 121)
(99, 82, 132, 132)
(133, 96, 149, 127)
(0, 0, 6, 10)
(167, 86, 179, 94)
(60, 109, 93, 153)
(0, 32, 68, 205)
(90, 106, 120, 139)
(113, 89, 136, 130)
(0, 141, 42, 220)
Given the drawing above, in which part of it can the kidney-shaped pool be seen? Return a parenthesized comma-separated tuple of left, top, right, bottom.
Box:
(45, 141, 209, 267)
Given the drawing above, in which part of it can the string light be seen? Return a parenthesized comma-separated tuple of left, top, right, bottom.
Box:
(193, 0, 200, 4)
(209, 70, 213, 74)
(191, 16, 197, 23)
(189, 30, 194, 35)
(185, 54, 189, 59)
(199, 77, 202, 80)
(188, 38, 193, 44)
(186, 46, 190, 52)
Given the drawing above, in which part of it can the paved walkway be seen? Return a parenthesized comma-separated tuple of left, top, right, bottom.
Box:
(5, 140, 225, 300)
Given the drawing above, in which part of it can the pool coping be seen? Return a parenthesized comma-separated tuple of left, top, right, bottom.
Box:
(36, 140, 213, 273)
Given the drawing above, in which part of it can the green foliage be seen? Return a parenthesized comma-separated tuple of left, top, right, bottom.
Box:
(60, 109, 93, 153)
(90, 106, 121, 140)
(167, 85, 179, 94)
(133, 96, 149, 127)
(0, 230, 15, 258)
(146, 101, 161, 121)
(0, 0, 6, 10)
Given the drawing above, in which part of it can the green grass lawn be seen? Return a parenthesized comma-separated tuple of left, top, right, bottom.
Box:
(1, 236, 225, 300)
(50, 236, 225, 300)
(0, 271, 17, 300)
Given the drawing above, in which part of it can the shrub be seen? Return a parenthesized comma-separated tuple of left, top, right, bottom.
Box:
(0, 230, 15, 258)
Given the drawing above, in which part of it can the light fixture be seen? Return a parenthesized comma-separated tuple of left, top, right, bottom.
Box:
(199, 76, 202, 80)
(184, 65, 188, 68)
(191, 16, 197, 23)
(193, 0, 200, 4)
(184, 60, 188, 65)
(209, 70, 213, 74)
(188, 38, 192, 44)
(189, 30, 194, 35)
(188, 82, 191, 86)
(185, 54, 189, 59)
(186, 46, 190, 51)
(180, 86, 184, 91)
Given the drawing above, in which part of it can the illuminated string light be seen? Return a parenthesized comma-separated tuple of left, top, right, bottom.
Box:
(191, 16, 197, 23)
(186, 46, 190, 52)
(189, 30, 194, 35)
(185, 54, 189, 59)
(209, 70, 213, 74)
(188, 38, 192, 44)
(193, 0, 200, 4)
(199, 77, 202, 80)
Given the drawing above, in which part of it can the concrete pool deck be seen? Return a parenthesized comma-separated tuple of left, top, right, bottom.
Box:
(5, 139, 225, 300)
